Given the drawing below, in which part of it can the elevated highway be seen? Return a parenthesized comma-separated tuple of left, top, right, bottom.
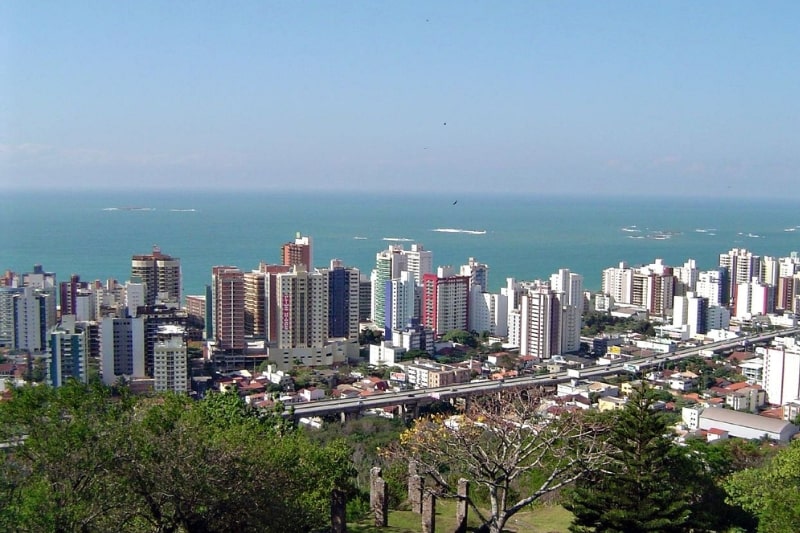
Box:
(285, 327, 800, 422)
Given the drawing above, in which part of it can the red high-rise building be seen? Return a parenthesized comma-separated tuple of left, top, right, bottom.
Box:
(281, 233, 313, 270)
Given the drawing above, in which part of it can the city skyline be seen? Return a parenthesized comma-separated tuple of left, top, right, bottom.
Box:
(2, 2, 799, 197)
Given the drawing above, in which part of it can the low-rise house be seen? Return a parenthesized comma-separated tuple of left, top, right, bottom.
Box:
(298, 387, 326, 402)
(705, 428, 729, 442)
(598, 396, 627, 412)
(724, 385, 766, 413)
(738, 357, 764, 384)
(667, 371, 698, 391)
(557, 380, 619, 401)
(783, 400, 800, 422)
(620, 380, 643, 397)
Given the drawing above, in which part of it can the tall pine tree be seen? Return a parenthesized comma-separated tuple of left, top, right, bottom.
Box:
(565, 384, 690, 533)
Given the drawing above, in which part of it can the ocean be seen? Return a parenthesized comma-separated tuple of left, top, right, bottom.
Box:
(2, 191, 799, 296)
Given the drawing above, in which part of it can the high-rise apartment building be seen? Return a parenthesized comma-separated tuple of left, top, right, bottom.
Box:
(550, 268, 584, 353)
(48, 315, 89, 387)
(421, 267, 470, 336)
(371, 245, 407, 328)
(672, 292, 708, 337)
(274, 267, 328, 349)
(153, 325, 189, 393)
(0, 286, 23, 348)
(763, 341, 800, 406)
(257, 262, 292, 341)
(696, 269, 726, 307)
(281, 233, 313, 270)
(461, 257, 489, 292)
(674, 259, 699, 296)
(601, 262, 634, 304)
(131, 246, 182, 306)
(403, 244, 433, 285)
(735, 277, 774, 319)
(211, 266, 245, 352)
(719, 248, 759, 307)
(243, 271, 267, 338)
(10, 286, 53, 352)
(101, 316, 145, 385)
(386, 271, 416, 340)
(325, 260, 360, 341)
(519, 286, 560, 359)
(469, 286, 508, 337)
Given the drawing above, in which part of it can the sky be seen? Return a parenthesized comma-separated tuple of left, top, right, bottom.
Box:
(1, 2, 799, 196)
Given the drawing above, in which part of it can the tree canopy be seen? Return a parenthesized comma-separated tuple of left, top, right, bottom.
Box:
(0, 381, 355, 533)
(725, 439, 800, 533)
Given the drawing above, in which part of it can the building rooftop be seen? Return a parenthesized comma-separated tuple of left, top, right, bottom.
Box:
(700, 407, 795, 433)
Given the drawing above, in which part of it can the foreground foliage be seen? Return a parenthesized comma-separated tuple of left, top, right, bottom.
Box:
(725, 439, 800, 533)
(0, 382, 354, 533)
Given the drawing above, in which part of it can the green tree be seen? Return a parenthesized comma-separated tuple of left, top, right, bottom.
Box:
(358, 328, 383, 345)
(725, 440, 800, 532)
(441, 329, 478, 348)
(0, 384, 354, 533)
(565, 384, 690, 532)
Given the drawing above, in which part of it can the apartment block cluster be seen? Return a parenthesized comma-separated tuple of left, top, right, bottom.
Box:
(5, 238, 800, 407)
(598, 248, 800, 338)
(0, 247, 191, 394)
(367, 242, 584, 365)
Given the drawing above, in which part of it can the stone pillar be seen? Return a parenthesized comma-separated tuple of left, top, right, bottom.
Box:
(421, 490, 436, 533)
(455, 478, 469, 533)
(408, 461, 423, 514)
(331, 488, 347, 533)
(370, 467, 388, 527)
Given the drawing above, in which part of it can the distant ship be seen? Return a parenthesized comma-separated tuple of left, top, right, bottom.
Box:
(353, 236, 368, 240)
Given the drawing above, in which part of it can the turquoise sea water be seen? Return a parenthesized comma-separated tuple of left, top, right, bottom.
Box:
(2, 191, 799, 296)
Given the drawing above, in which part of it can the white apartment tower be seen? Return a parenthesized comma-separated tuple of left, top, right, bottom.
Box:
(763, 342, 800, 406)
(550, 268, 584, 353)
(153, 325, 189, 393)
(602, 263, 634, 305)
(469, 286, 508, 337)
(674, 259, 699, 296)
(735, 277, 774, 319)
(388, 271, 416, 334)
(520, 286, 560, 359)
(672, 292, 708, 337)
(696, 269, 725, 307)
(719, 248, 760, 306)
(461, 257, 489, 292)
(404, 244, 434, 285)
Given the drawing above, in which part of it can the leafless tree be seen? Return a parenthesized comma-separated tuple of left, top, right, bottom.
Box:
(388, 388, 612, 533)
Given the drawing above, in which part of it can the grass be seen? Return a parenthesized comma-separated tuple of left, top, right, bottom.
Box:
(350, 499, 573, 532)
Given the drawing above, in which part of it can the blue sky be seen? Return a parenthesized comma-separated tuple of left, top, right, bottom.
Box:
(2, 2, 798, 196)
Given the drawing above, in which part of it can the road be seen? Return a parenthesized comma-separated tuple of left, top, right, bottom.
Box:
(286, 327, 800, 420)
